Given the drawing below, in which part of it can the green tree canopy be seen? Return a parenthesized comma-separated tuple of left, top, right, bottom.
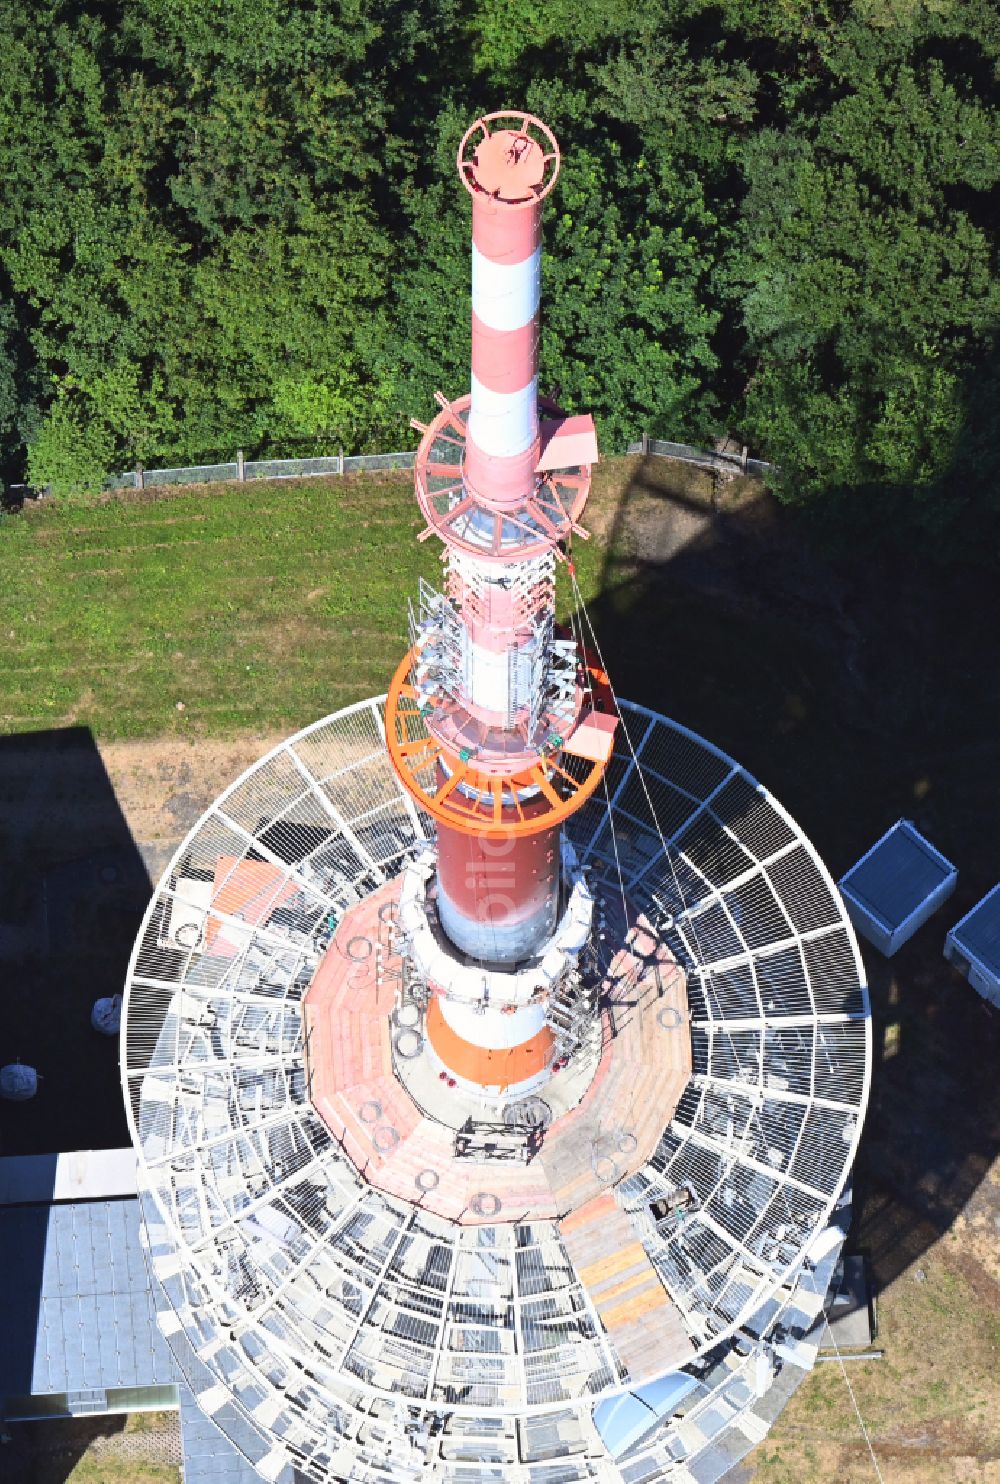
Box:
(0, 0, 995, 548)
(732, 25, 1000, 534)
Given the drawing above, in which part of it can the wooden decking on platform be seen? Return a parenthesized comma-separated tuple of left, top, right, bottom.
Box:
(559, 1193, 695, 1378)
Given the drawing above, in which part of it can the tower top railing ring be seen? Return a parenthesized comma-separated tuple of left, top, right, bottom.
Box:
(458, 111, 560, 207)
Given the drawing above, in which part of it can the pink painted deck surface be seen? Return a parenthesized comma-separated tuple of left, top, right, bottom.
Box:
(303, 880, 691, 1227)
(535, 414, 599, 472)
(471, 128, 547, 201)
(206, 856, 297, 955)
(564, 709, 618, 764)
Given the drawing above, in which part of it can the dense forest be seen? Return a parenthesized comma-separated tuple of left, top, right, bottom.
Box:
(0, 0, 997, 545)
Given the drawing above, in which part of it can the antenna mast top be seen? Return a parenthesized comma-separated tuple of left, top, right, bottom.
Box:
(458, 111, 560, 206)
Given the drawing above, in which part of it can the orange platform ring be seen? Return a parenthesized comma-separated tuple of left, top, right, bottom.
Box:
(385, 649, 613, 838)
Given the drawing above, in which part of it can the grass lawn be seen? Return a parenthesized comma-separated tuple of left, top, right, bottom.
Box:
(0, 470, 608, 739)
(63, 1459, 177, 1484)
(750, 1242, 1000, 1482)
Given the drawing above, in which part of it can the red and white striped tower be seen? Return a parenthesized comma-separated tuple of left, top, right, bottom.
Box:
(463, 120, 550, 513)
(388, 112, 616, 1096)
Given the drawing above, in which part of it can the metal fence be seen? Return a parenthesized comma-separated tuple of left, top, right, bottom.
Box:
(110, 438, 772, 492)
(626, 436, 775, 479)
(104, 448, 417, 491)
(8, 436, 773, 503)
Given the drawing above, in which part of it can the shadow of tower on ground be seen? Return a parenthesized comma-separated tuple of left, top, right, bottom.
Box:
(0, 726, 153, 1159)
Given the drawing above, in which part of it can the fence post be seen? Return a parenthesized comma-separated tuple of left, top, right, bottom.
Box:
(641, 432, 649, 456)
(237, 449, 245, 482)
(338, 449, 345, 476)
(135, 464, 144, 490)
(741, 445, 748, 476)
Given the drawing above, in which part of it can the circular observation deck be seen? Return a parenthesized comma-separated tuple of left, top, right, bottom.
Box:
(121, 697, 870, 1484)
(413, 394, 592, 561)
(384, 645, 613, 836)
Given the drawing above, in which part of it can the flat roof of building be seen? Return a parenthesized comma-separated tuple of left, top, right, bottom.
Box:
(839, 819, 956, 933)
(0, 1196, 173, 1397)
(949, 883, 1000, 981)
(0, 1147, 138, 1207)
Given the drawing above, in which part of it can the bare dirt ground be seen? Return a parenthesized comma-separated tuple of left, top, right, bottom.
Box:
(98, 732, 286, 846)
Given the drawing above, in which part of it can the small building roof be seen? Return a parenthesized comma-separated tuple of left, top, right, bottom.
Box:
(0, 1189, 269, 1481)
(0, 1147, 137, 1207)
(0, 1197, 174, 1397)
(948, 883, 1000, 982)
(839, 820, 956, 934)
